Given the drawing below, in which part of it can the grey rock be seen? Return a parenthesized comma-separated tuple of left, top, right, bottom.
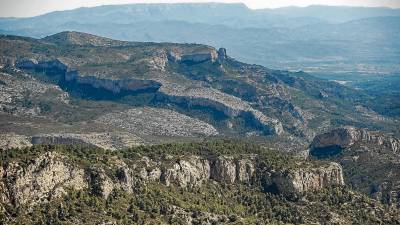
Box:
(210, 156, 237, 184)
(66, 70, 162, 94)
(168, 47, 218, 64)
(311, 126, 400, 153)
(0, 152, 345, 208)
(16, 58, 38, 70)
(96, 107, 219, 137)
(218, 48, 227, 60)
(2, 152, 87, 206)
(161, 156, 210, 188)
(270, 162, 345, 195)
(235, 158, 255, 184)
(88, 167, 115, 199)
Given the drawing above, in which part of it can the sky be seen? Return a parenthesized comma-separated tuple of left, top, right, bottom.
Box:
(1, 0, 400, 17)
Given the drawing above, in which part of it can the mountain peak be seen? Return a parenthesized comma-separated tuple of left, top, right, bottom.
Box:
(42, 31, 125, 46)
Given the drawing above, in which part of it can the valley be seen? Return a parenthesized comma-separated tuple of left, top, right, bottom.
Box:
(0, 3, 399, 224)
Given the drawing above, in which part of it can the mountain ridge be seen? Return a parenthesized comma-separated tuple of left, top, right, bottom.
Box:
(1, 4, 398, 79)
(1, 31, 398, 150)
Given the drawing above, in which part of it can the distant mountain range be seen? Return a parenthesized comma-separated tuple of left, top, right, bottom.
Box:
(0, 3, 399, 78)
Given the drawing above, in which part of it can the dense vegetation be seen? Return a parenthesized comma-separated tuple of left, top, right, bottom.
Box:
(311, 141, 400, 206)
(0, 140, 305, 171)
(1, 142, 400, 224)
(7, 184, 399, 225)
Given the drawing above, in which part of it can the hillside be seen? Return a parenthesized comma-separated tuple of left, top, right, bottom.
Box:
(0, 3, 399, 80)
(0, 31, 397, 151)
(310, 127, 400, 206)
(1, 141, 400, 224)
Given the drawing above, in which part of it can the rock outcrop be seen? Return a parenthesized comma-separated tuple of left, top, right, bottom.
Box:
(0, 151, 344, 208)
(210, 156, 237, 184)
(17, 59, 162, 95)
(1, 152, 87, 206)
(217, 48, 227, 59)
(0, 133, 32, 149)
(167, 47, 218, 64)
(17, 58, 68, 75)
(311, 126, 400, 155)
(157, 83, 284, 135)
(8, 34, 285, 137)
(161, 156, 211, 188)
(268, 162, 345, 195)
(311, 127, 400, 207)
(65, 70, 162, 94)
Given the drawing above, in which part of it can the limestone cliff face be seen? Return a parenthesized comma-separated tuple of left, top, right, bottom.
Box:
(14, 56, 283, 136)
(268, 162, 344, 195)
(210, 156, 237, 184)
(17, 58, 68, 75)
(0, 152, 344, 208)
(311, 127, 400, 206)
(161, 155, 211, 188)
(65, 70, 162, 94)
(311, 126, 400, 153)
(157, 84, 284, 135)
(1, 152, 87, 206)
(17, 59, 162, 95)
(167, 47, 218, 64)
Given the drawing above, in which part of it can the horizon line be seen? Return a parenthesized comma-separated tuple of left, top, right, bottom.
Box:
(2, 2, 400, 19)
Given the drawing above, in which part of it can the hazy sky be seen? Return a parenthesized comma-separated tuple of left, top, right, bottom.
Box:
(1, 0, 400, 17)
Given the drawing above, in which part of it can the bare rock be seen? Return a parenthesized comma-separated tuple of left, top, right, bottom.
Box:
(158, 83, 284, 136)
(218, 48, 227, 60)
(271, 162, 344, 195)
(235, 158, 255, 184)
(96, 107, 219, 137)
(161, 156, 210, 188)
(66, 70, 162, 94)
(168, 47, 218, 64)
(88, 167, 115, 199)
(2, 152, 87, 206)
(311, 126, 400, 153)
(137, 156, 162, 182)
(210, 156, 237, 184)
(16, 58, 38, 69)
(0, 133, 32, 149)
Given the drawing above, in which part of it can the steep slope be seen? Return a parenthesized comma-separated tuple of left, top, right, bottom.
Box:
(0, 32, 397, 149)
(0, 4, 399, 80)
(1, 141, 399, 224)
(310, 127, 400, 206)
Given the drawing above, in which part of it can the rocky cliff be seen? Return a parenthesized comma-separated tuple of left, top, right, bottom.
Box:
(167, 47, 218, 64)
(157, 83, 284, 135)
(3, 142, 398, 225)
(310, 127, 400, 207)
(11, 47, 284, 136)
(266, 162, 345, 196)
(2, 31, 397, 151)
(0, 152, 87, 206)
(0, 148, 344, 209)
(311, 126, 400, 156)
